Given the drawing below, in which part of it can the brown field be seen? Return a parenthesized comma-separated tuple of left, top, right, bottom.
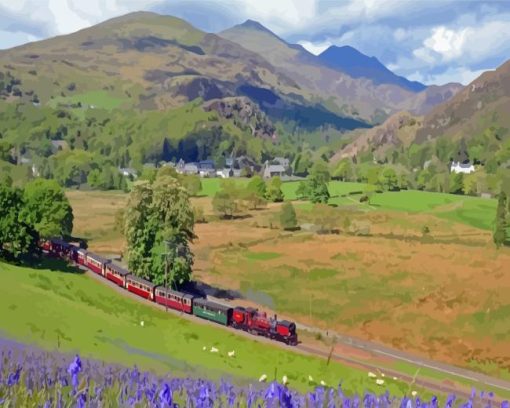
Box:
(67, 190, 510, 379)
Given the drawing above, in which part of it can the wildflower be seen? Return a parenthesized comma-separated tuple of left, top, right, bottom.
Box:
(159, 383, 173, 407)
(308, 375, 314, 383)
(381, 373, 385, 377)
(259, 374, 267, 382)
(210, 347, 219, 353)
(7, 366, 22, 386)
(368, 372, 377, 378)
(320, 380, 326, 386)
(501, 401, 509, 408)
(228, 350, 235, 357)
(393, 376, 398, 380)
(411, 391, 417, 397)
(202, 346, 207, 351)
(140, 320, 144, 327)
(376, 379, 384, 386)
(282, 375, 288, 385)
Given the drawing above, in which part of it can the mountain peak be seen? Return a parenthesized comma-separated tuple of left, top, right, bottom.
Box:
(319, 45, 426, 92)
(233, 19, 283, 40)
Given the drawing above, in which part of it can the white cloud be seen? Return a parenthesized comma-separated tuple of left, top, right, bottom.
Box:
(298, 40, 331, 55)
(422, 26, 468, 60)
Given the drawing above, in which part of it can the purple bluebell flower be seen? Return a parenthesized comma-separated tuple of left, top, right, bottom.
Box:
(159, 382, 173, 407)
(7, 365, 22, 386)
(501, 401, 509, 408)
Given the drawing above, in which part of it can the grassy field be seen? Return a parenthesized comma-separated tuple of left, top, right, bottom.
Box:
(197, 179, 497, 231)
(48, 90, 125, 110)
(0, 259, 422, 397)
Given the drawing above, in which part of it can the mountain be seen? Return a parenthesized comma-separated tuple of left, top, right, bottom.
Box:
(333, 59, 510, 168)
(318, 45, 426, 92)
(220, 21, 462, 122)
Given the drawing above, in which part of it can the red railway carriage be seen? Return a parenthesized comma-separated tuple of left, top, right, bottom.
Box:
(86, 253, 110, 275)
(154, 287, 194, 314)
(104, 263, 129, 287)
(126, 275, 156, 300)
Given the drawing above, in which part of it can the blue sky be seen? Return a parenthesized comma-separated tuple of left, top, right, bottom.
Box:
(1, 0, 509, 85)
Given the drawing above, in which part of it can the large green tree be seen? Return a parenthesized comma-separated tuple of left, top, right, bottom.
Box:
(124, 176, 195, 286)
(266, 176, 284, 203)
(21, 179, 73, 238)
(244, 175, 267, 210)
(0, 183, 38, 258)
(279, 201, 298, 230)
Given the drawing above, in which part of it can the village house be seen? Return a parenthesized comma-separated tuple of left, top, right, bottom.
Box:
(450, 161, 475, 174)
(198, 160, 216, 177)
(50, 140, 69, 154)
(119, 168, 138, 178)
(262, 160, 286, 179)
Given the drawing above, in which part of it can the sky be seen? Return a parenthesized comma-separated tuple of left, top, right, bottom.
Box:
(1, 0, 509, 86)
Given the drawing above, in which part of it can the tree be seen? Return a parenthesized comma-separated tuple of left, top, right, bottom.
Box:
(0, 184, 38, 259)
(21, 179, 73, 238)
(266, 176, 284, 202)
(379, 167, 399, 191)
(212, 180, 243, 218)
(309, 159, 331, 183)
(449, 172, 464, 195)
(124, 177, 195, 287)
(279, 202, 298, 230)
(296, 180, 310, 200)
(244, 175, 267, 210)
(308, 176, 330, 204)
(493, 192, 508, 248)
(180, 174, 202, 197)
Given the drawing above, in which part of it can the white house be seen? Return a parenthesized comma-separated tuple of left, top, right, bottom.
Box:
(262, 161, 286, 179)
(450, 161, 475, 174)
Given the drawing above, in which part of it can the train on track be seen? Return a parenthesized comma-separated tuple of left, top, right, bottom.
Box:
(41, 238, 298, 346)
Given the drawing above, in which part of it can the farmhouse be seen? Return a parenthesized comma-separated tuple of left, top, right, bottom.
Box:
(450, 161, 475, 174)
(119, 168, 138, 178)
(263, 160, 286, 179)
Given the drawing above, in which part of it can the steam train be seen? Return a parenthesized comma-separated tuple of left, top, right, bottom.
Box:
(40, 238, 298, 346)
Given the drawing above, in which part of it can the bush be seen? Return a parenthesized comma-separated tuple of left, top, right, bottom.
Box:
(279, 202, 298, 231)
(194, 205, 207, 223)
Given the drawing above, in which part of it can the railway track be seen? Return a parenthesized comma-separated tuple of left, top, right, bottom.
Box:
(82, 267, 510, 404)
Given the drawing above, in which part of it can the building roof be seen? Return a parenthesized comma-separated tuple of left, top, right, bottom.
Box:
(266, 164, 286, 173)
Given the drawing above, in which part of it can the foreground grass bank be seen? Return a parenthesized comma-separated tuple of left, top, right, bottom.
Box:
(0, 259, 415, 397)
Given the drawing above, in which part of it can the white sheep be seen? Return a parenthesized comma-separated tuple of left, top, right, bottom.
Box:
(259, 374, 267, 382)
(227, 350, 235, 358)
(368, 372, 377, 378)
(210, 347, 219, 353)
(376, 379, 385, 386)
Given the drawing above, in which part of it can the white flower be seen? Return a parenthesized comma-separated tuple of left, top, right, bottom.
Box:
(140, 321, 144, 327)
(393, 376, 398, 381)
(259, 374, 267, 382)
(320, 380, 326, 386)
(381, 373, 385, 377)
(202, 346, 207, 351)
(228, 350, 235, 357)
(308, 375, 314, 383)
(210, 347, 219, 353)
(376, 379, 385, 386)
(368, 372, 377, 378)
(411, 391, 417, 397)
(282, 375, 288, 385)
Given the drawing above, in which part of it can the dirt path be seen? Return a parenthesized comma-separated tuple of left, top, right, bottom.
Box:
(83, 269, 510, 403)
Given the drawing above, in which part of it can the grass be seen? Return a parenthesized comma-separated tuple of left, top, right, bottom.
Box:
(48, 90, 124, 110)
(0, 259, 418, 397)
(369, 191, 497, 230)
(244, 251, 282, 261)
